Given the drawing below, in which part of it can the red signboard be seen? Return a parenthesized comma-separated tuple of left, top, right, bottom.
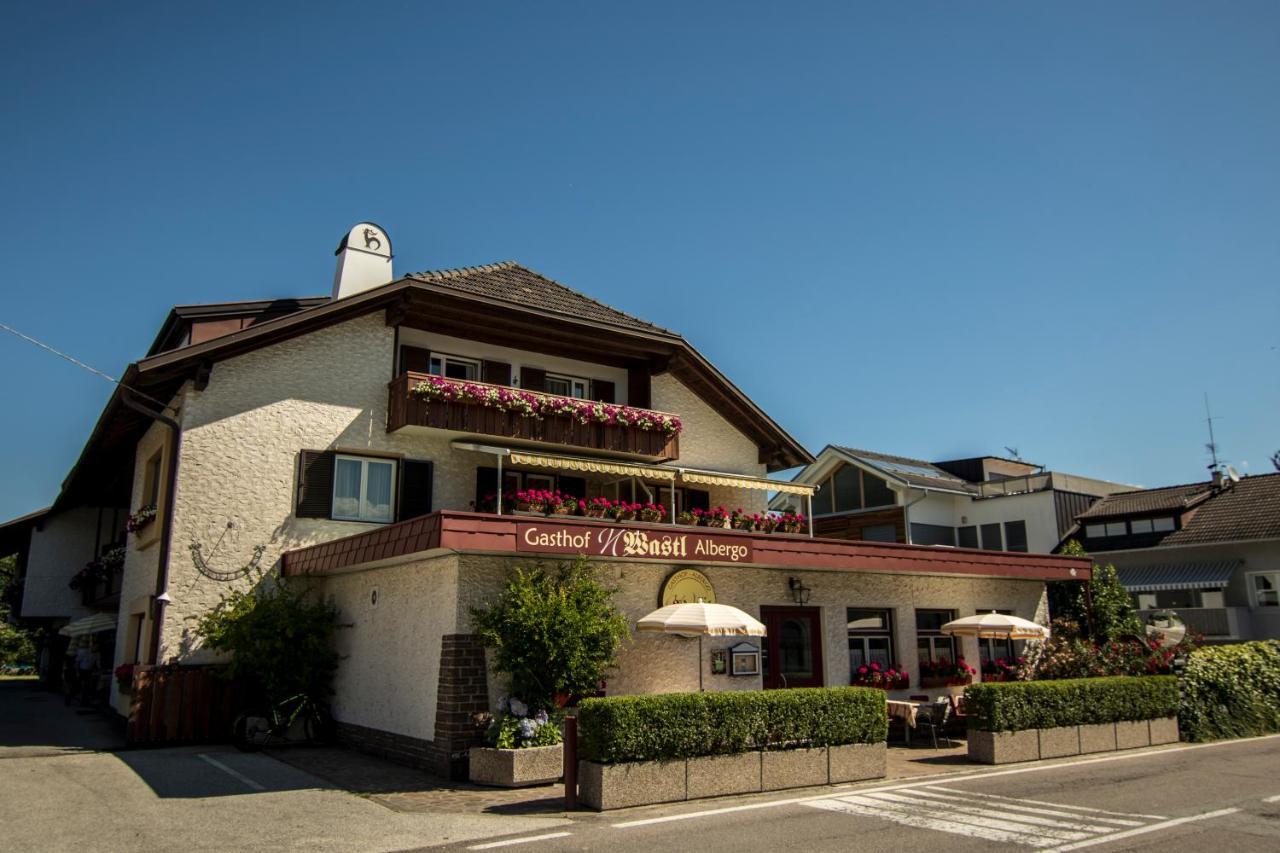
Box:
(515, 521, 752, 564)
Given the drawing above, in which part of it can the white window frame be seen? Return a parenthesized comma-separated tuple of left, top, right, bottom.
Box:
(332, 454, 397, 523)
(545, 373, 589, 399)
(1248, 571, 1280, 608)
(428, 353, 480, 381)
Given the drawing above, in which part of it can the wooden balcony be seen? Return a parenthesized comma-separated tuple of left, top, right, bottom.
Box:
(387, 372, 680, 461)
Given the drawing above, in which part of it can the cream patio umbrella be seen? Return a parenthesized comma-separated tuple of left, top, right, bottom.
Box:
(636, 601, 766, 691)
(940, 612, 1050, 640)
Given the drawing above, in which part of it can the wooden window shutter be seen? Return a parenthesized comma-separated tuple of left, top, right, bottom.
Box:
(400, 345, 432, 374)
(687, 489, 711, 511)
(557, 476, 587, 500)
(627, 367, 651, 409)
(521, 366, 546, 392)
(482, 360, 512, 386)
(591, 379, 615, 404)
(475, 466, 498, 510)
(296, 451, 335, 518)
(397, 460, 434, 521)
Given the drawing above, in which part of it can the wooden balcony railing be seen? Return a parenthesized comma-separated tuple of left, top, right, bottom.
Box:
(387, 372, 680, 461)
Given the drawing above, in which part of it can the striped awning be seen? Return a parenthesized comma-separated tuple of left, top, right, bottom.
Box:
(508, 451, 676, 481)
(680, 470, 817, 496)
(58, 613, 118, 637)
(1116, 561, 1240, 592)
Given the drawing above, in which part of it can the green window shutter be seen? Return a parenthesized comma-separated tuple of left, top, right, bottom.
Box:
(397, 460, 434, 521)
(296, 451, 335, 518)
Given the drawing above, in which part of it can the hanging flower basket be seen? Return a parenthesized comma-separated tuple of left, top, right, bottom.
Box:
(127, 504, 157, 534)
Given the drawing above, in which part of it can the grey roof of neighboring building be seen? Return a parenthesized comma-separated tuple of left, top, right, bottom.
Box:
(833, 446, 978, 494)
(1077, 482, 1213, 519)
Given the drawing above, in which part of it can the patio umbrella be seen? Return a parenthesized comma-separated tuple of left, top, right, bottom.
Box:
(636, 601, 766, 690)
(58, 613, 118, 638)
(940, 611, 1050, 640)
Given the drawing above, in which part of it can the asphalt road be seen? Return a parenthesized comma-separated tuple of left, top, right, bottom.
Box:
(440, 736, 1280, 853)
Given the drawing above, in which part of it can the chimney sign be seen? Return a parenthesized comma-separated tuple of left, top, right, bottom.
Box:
(332, 222, 393, 300)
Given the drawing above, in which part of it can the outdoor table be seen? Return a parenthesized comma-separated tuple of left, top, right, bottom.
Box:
(886, 699, 921, 745)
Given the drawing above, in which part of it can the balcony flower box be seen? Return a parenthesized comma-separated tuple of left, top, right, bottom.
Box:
(127, 505, 157, 535)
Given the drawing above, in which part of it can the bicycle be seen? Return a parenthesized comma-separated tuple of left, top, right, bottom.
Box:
(231, 692, 333, 751)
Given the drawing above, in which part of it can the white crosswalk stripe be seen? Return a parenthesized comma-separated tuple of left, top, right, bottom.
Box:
(806, 786, 1162, 848)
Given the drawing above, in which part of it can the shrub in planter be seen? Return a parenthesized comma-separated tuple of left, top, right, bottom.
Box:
(484, 699, 563, 748)
(577, 687, 887, 764)
(1179, 640, 1280, 742)
(964, 675, 1178, 732)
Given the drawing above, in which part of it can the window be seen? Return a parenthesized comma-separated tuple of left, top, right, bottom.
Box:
(834, 466, 862, 512)
(847, 608, 895, 678)
(860, 523, 897, 543)
(142, 450, 163, 507)
(980, 523, 1003, 550)
(977, 609, 1022, 663)
(129, 613, 146, 663)
(545, 374, 589, 398)
(332, 455, 396, 522)
(1152, 517, 1175, 532)
(428, 353, 479, 381)
(1129, 518, 1153, 534)
(1105, 521, 1127, 537)
(958, 526, 978, 548)
(1003, 520, 1028, 552)
(863, 474, 895, 509)
(915, 609, 957, 665)
(810, 483, 833, 516)
(1252, 573, 1279, 608)
(813, 465, 898, 514)
(911, 523, 955, 546)
(1085, 523, 1106, 538)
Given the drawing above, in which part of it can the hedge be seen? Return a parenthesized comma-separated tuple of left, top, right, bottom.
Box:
(1180, 640, 1280, 742)
(964, 676, 1178, 732)
(576, 687, 887, 764)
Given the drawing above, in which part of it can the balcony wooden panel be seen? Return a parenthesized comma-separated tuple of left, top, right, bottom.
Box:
(387, 373, 680, 461)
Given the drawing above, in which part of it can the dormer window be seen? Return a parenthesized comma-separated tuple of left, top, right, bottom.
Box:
(1086, 516, 1175, 538)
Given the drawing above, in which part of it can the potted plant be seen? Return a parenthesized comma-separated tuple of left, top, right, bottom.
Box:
(637, 503, 665, 523)
(677, 509, 697, 526)
(550, 492, 577, 515)
(127, 504, 157, 535)
(776, 512, 806, 534)
(610, 502, 639, 522)
(700, 506, 730, 528)
(919, 656, 977, 688)
(730, 509, 754, 531)
(582, 497, 611, 519)
(114, 663, 135, 693)
(470, 558, 629, 787)
(851, 662, 909, 690)
(512, 489, 548, 514)
(757, 514, 779, 534)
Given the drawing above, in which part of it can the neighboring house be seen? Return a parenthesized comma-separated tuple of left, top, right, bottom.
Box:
(774, 445, 1130, 554)
(1063, 471, 1280, 643)
(4, 223, 1088, 773)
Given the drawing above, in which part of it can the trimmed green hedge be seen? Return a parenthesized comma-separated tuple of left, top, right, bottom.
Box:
(964, 676, 1178, 732)
(1180, 641, 1280, 742)
(576, 687, 887, 764)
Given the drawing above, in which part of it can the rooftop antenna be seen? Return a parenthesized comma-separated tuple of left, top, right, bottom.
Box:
(1203, 393, 1222, 474)
(1004, 446, 1022, 462)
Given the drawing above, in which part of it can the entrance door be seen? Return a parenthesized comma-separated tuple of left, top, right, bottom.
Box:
(761, 606, 824, 689)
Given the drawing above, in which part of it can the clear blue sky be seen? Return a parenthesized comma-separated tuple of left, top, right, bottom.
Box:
(2, 2, 1277, 520)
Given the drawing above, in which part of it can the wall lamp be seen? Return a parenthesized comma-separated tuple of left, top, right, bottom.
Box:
(788, 577, 812, 605)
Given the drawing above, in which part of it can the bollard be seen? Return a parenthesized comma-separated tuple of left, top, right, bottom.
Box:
(563, 714, 577, 810)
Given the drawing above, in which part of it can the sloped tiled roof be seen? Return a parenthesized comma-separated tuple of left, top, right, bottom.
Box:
(407, 262, 675, 336)
(836, 446, 978, 494)
(1076, 482, 1212, 519)
(1162, 473, 1280, 545)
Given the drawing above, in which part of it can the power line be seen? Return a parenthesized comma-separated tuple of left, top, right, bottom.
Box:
(0, 321, 174, 413)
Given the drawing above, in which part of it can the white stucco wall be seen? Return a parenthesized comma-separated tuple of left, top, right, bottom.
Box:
(20, 507, 102, 620)
(318, 554, 459, 739)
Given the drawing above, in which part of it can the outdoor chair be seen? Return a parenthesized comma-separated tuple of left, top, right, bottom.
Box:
(945, 694, 968, 737)
(913, 700, 952, 749)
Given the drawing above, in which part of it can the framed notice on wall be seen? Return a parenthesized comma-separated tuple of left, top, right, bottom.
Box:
(710, 649, 727, 675)
(729, 642, 760, 677)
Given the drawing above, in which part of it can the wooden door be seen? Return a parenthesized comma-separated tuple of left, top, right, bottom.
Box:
(761, 606, 824, 689)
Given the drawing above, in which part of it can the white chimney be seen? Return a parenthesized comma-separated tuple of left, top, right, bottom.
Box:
(332, 222, 393, 300)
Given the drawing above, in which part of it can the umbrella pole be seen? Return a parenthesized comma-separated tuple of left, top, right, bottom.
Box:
(699, 635, 704, 692)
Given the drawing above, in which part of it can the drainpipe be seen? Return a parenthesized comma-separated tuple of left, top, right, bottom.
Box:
(901, 487, 930, 545)
(121, 390, 182, 666)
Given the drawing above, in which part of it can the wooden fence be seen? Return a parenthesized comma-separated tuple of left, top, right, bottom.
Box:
(126, 664, 243, 746)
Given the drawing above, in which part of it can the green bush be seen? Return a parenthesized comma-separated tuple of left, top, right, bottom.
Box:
(576, 687, 887, 764)
(1180, 641, 1280, 742)
(965, 676, 1178, 732)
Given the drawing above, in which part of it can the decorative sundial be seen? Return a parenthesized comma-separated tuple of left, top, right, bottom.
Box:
(189, 521, 265, 582)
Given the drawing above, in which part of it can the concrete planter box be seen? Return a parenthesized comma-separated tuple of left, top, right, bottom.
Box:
(686, 752, 762, 800)
(1149, 717, 1179, 745)
(829, 742, 886, 783)
(761, 747, 828, 791)
(1079, 723, 1117, 754)
(968, 729, 1039, 765)
(1115, 720, 1151, 750)
(1038, 726, 1081, 759)
(468, 745, 563, 787)
(579, 759, 686, 811)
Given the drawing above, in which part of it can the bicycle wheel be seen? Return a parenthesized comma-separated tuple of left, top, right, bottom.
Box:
(303, 704, 335, 745)
(232, 713, 266, 752)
